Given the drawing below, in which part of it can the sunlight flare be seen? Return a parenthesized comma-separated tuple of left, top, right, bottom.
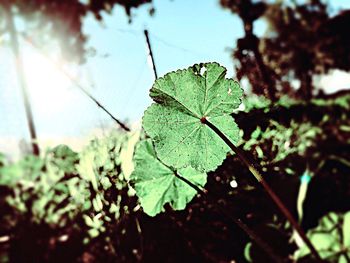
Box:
(22, 48, 75, 114)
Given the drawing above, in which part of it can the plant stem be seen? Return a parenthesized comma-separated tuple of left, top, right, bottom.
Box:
(144, 29, 158, 80)
(174, 173, 285, 263)
(6, 5, 40, 155)
(203, 119, 323, 262)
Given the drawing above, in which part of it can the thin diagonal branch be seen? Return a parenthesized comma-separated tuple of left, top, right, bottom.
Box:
(21, 34, 130, 132)
(203, 118, 323, 262)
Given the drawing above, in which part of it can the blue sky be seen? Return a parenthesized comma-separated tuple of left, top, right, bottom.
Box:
(1, 0, 350, 156)
(1, 0, 243, 140)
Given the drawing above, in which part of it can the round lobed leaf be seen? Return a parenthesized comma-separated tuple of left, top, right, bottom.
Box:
(130, 139, 207, 217)
(143, 62, 243, 172)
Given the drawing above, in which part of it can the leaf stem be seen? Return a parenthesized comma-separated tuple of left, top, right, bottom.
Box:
(203, 119, 323, 262)
(174, 172, 285, 262)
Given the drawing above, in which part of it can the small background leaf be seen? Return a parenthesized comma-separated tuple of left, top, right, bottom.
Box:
(294, 211, 350, 261)
(343, 211, 350, 247)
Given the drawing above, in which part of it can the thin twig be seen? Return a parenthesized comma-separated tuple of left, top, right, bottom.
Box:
(21, 34, 130, 132)
(144, 29, 158, 80)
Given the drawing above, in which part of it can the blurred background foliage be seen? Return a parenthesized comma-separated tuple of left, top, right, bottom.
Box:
(222, 0, 350, 101)
(1, 0, 350, 262)
(0, 131, 143, 262)
(0, 0, 153, 63)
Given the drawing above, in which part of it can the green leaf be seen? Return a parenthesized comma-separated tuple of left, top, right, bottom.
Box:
(143, 62, 243, 172)
(0, 153, 8, 167)
(310, 233, 339, 251)
(88, 228, 99, 238)
(77, 150, 99, 191)
(130, 139, 207, 216)
(343, 211, 350, 247)
(49, 145, 79, 173)
(244, 242, 253, 262)
(339, 255, 348, 263)
(294, 211, 348, 261)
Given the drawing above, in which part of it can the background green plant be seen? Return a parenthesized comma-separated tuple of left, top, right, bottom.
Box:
(1, 92, 350, 262)
(295, 211, 350, 262)
(0, 131, 143, 262)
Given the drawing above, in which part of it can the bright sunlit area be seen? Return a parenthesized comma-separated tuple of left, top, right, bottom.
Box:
(23, 47, 75, 115)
